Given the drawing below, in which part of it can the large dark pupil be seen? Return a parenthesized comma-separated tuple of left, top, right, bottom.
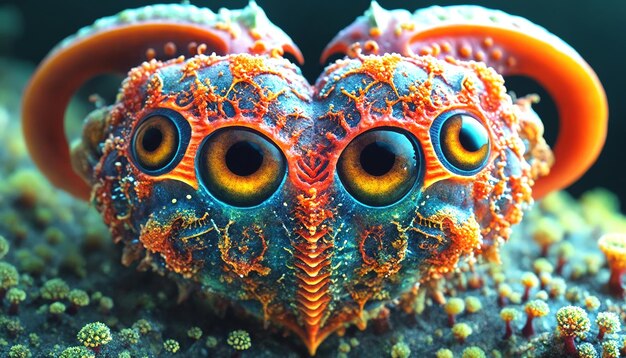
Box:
(459, 121, 487, 152)
(360, 141, 396, 176)
(226, 141, 264, 176)
(142, 127, 163, 152)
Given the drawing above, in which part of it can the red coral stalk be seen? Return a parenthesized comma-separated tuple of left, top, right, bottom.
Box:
(563, 336, 577, 356)
(521, 315, 535, 337)
(503, 321, 513, 340)
(608, 268, 625, 298)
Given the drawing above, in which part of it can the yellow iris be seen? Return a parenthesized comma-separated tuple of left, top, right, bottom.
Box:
(133, 115, 179, 171)
(440, 114, 490, 172)
(199, 128, 285, 207)
(338, 130, 418, 207)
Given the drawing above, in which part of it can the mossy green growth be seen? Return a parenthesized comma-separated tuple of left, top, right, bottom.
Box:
(532, 217, 564, 254)
(521, 272, 539, 289)
(556, 306, 590, 338)
(444, 298, 465, 316)
(77, 322, 112, 349)
(497, 283, 512, 300)
(436, 348, 454, 358)
(8, 344, 31, 358)
(565, 287, 584, 303)
(548, 277, 567, 298)
(43, 227, 65, 245)
(0, 235, 10, 259)
(464, 296, 482, 313)
(5, 169, 51, 207)
(452, 323, 473, 343)
(462, 346, 486, 358)
(584, 296, 601, 311)
(578, 343, 598, 358)
(525, 300, 549, 318)
(602, 340, 620, 358)
(390, 341, 411, 358)
(98, 296, 114, 313)
(4, 318, 23, 337)
(0, 262, 19, 290)
(205, 336, 218, 348)
(40, 278, 69, 301)
(119, 328, 140, 345)
(533, 258, 554, 274)
(33, 244, 55, 263)
(14, 250, 44, 275)
(68, 289, 90, 308)
(163, 339, 180, 353)
(557, 239, 575, 255)
(227, 330, 252, 351)
(28, 333, 40, 348)
(187, 326, 202, 340)
(500, 307, 519, 322)
(596, 312, 621, 338)
(91, 291, 103, 301)
(33, 207, 53, 227)
(132, 319, 152, 335)
(59, 346, 95, 358)
(338, 340, 351, 353)
(49, 301, 66, 315)
(6, 287, 25, 304)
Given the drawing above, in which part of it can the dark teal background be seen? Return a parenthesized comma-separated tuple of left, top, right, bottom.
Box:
(1, 0, 623, 205)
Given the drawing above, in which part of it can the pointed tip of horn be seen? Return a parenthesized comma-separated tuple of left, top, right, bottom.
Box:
(321, 3, 414, 64)
(368, 1, 384, 14)
(366, 0, 390, 28)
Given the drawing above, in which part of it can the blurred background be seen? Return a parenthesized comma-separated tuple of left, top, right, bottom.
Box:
(0, 0, 623, 205)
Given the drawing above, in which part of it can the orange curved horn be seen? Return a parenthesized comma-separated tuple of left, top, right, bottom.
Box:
(322, 3, 608, 199)
(23, 3, 303, 200)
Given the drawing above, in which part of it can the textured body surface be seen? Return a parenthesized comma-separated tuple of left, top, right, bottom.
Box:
(86, 51, 537, 353)
(19, 2, 608, 355)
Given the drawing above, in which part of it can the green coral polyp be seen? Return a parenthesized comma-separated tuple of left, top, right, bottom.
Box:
(40, 278, 69, 301)
(227, 330, 252, 351)
(556, 306, 591, 356)
(163, 339, 180, 353)
(59, 346, 95, 358)
(77, 322, 113, 350)
(596, 311, 621, 340)
(0, 262, 19, 295)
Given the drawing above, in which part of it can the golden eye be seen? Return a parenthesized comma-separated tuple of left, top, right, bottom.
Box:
(132, 111, 189, 174)
(198, 128, 286, 207)
(433, 113, 490, 174)
(338, 129, 420, 207)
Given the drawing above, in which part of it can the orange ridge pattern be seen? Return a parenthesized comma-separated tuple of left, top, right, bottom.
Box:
(290, 182, 336, 353)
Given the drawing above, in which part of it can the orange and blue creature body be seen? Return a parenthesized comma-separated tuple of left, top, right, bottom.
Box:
(21, 2, 607, 355)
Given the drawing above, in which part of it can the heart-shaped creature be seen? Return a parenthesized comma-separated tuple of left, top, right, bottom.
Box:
(22, 2, 607, 355)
